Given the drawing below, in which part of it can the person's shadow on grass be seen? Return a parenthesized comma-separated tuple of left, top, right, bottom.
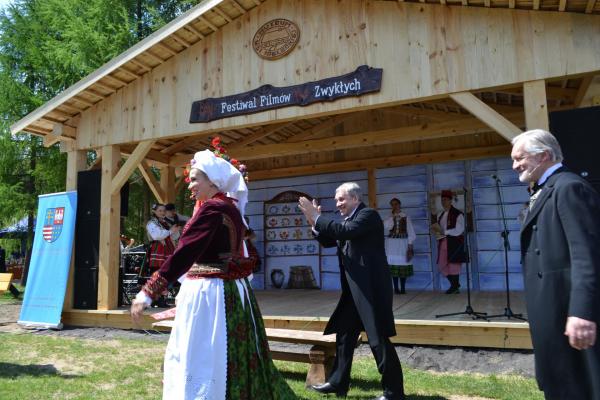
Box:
(0, 362, 80, 379)
(280, 370, 449, 399)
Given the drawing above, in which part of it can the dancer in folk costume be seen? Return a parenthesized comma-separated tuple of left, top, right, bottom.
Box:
(432, 190, 467, 294)
(383, 198, 416, 294)
(131, 144, 296, 400)
(146, 203, 178, 273)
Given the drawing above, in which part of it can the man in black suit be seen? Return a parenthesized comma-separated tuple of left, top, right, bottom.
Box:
(299, 182, 405, 400)
(512, 129, 600, 400)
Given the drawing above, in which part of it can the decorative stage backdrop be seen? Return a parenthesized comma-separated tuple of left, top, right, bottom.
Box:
(246, 156, 528, 292)
(18, 191, 77, 329)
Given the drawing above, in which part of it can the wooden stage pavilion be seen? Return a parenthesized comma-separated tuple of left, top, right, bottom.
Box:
(10, 0, 599, 349)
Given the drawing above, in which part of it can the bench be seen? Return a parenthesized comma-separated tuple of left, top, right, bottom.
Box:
(152, 320, 341, 386)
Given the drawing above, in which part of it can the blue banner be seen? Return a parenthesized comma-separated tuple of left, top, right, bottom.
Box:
(18, 191, 77, 329)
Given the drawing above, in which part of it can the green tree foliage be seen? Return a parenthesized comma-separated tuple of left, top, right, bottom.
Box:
(0, 0, 198, 246)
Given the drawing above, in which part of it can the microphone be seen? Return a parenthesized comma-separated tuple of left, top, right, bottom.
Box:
(491, 174, 501, 182)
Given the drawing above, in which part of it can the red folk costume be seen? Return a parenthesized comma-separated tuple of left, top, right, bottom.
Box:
(142, 193, 254, 296)
(136, 148, 294, 400)
(146, 217, 175, 273)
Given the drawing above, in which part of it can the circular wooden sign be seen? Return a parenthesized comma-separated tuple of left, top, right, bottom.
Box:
(253, 19, 300, 60)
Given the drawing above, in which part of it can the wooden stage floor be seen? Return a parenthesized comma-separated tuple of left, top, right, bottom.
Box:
(255, 289, 528, 322)
(62, 290, 532, 350)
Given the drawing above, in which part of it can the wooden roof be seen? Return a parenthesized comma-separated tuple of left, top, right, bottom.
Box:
(10, 0, 599, 139)
(9, 0, 600, 177)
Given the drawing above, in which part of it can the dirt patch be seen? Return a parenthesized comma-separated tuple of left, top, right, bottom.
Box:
(1, 303, 535, 377)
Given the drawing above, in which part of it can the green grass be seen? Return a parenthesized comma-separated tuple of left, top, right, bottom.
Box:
(0, 332, 543, 400)
(0, 283, 23, 304)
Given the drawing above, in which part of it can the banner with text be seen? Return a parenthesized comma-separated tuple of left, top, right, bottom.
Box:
(18, 191, 77, 329)
(190, 65, 383, 123)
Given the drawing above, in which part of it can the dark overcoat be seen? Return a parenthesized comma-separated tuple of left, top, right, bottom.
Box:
(520, 168, 600, 399)
(315, 203, 396, 344)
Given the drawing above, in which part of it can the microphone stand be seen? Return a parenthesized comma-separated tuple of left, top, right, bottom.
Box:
(436, 188, 487, 320)
(486, 176, 527, 321)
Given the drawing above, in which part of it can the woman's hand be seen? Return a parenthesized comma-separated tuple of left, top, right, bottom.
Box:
(130, 300, 147, 325)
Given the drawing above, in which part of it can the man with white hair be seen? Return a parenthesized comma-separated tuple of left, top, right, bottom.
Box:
(511, 129, 600, 399)
(299, 182, 405, 400)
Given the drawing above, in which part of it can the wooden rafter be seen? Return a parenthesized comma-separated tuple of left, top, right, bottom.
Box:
(171, 31, 193, 47)
(212, 6, 232, 22)
(285, 114, 352, 142)
(559, 0, 567, 11)
(156, 42, 178, 56)
(143, 50, 165, 64)
(250, 145, 512, 180)
(130, 58, 151, 72)
(449, 92, 522, 141)
(94, 81, 117, 93)
(230, 113, 524, 161)
(585, 0, 597, 13)
(111, 140, 156, 196)
(183, 25, 204, 41)
(573, 75, 594, 106)
(230, 0, 247, 14)
(199, 16, 218, 32)
(138, 160, 166, 204)
(228, 121, 297, 149)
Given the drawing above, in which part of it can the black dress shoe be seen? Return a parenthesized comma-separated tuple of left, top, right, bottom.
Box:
(310, 382, 347, 397)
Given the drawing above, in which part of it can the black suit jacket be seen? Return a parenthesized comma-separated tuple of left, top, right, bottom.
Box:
(520, 167, 600, 399)
(315, 203, 396, 342)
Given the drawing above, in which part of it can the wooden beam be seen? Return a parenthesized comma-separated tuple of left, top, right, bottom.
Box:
(171, 31, 192, 47)
(212, 7, 232, 22)
(585, 0, 597, 13)
(285, 114, 351, 142)
(139, 160, 166, 204)
(93, 81, 117, 93)
(185, 23, 206, 40)
(250, 145, 512, 180)
(368, 168, 377, 209)
(230, 0, 246, 14)
(381, 106, 469, 122)
(573, 75, 594, 107)
(111, 140, 156, 196)
(449, 92, 522, 141)
(198, 16, 218, 32)
(121, 145, 170, 165)
(558, 0, 567, 11)
(143, 50, 165, 64)
(155, 42, 178, 56)
(160, 166, 177, 204)
(63, 149, 87, 311)
(228, 122, 297, 149)
(130, 58, 151, 72)
(161, 135, 202, 155)
(98, 145, 120, 310)
(523, 80, 549, 131)
(229, 113, 523, 161)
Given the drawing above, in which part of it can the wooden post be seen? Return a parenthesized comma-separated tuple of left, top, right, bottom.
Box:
(63, 148, 86, 311)
(368, 168, 377, 209)
(523, 80, 549, 131)
(97, 145, 120, 310)
(160, 166, 176, 204)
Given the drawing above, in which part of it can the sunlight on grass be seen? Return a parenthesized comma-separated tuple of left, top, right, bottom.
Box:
(0, 333, 543, 400)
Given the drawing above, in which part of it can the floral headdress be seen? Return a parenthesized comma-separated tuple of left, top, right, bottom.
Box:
(183, 136, 248, 183)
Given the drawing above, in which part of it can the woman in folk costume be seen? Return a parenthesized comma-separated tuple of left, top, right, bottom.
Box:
(433, 190, 467, 294)
(146, 203, 178, 273)
(131, 145, 296, 400)
(383, 198, 416, 294)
